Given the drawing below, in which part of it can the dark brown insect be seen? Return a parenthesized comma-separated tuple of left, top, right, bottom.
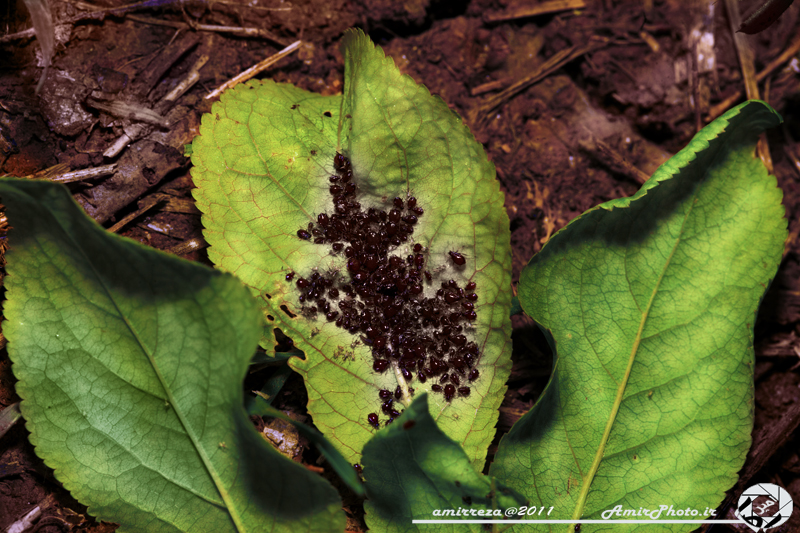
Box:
(443, 384, 456, 401)
(403, 420, 416, 430)
(334, 153, 348, 171)
(287, 152, 483, 415)
(367, 413, 379, 428)
(285, 272, 295, 281)
(449, 251, 466, 265)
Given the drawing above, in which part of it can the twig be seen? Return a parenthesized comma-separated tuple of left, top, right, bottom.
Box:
(5, 495, 56, 533)
(707, 30, 800, 120)
(578, 136, 650, 184)
(104, 128, 142, 159)
(24, 162, 69, 180)
(48, 163, 117, 183)
(723, 0, 772, 173)
(480, 41, 601, 118)
(103, 43, 208, 158)
(167, 237, 207, 255)
(124, 14, 288, 47)
(205, 40, 301, 100)
(0, 401, 20, 437)
(87, 98, 170, 127)
(470, 78, 510, 96)
(783, 145, 800, 180)
(483, 0, 586, 23)
(724, 0, 759, 99)
(163, 51, 208, 102)
(0, 26, 37, 42)
(638, 30, 660, 53)
(690, 39, 702, 132)
(107, 194, 163, 233)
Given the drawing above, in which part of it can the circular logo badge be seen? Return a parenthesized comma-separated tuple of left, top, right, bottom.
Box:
(737, 483, 793, 531)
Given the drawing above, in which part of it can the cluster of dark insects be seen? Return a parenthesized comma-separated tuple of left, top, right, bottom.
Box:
(288, 153, 481, 428)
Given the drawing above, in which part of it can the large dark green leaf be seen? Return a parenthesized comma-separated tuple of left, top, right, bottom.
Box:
(491, 101, 786, 532)
(1, 179, 344, 533)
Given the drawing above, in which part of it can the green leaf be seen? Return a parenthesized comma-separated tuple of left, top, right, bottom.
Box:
(190, 29, 512, 467)
(362, 393, 527, 531)
(0, 179, 344, 533)
(247, 367, 293, 412)
(491, 100, 786, 531)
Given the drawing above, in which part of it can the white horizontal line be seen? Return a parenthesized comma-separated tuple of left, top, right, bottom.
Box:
(412, 520, 746, 524)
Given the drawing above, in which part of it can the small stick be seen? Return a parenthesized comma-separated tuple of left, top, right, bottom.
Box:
(5, 494, 56, 533)
(481, 42, 600, 118)
(724, 0, 759, 100)
(163, 52, 208, 102)
(167, 237, 207, 256)
(707, 31, 800, 120)
(48, 163, 117, 183)
(124, 14, 288, 47)
(470, 78, 509, 96)
(107, 194, 163, 233)
(723, 0, 773, 173)
(103, 42, 209, 157)
(690, 39, 702, 133)
(25, 162, 69, 180)
(578, 136, 650, 184)
(483, 0, 586, 23)
(0, 26, 36, 43)
(87, 98, 170, 127)
(638, 31, 660, 53)
(783, 145, 800, 180)
(205, 40, 301, 100)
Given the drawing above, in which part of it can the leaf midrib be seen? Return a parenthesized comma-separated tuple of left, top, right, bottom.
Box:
(53, 214, 245, 532)
(569, 191, 699, 528)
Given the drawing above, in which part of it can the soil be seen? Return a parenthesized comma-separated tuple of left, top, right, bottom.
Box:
(1, 0, 799, 532)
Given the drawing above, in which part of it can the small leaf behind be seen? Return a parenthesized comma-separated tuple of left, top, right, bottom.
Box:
(1, 179, 344, 533)
(491, 101, 786, 531)
(362, 394, 527, 532)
